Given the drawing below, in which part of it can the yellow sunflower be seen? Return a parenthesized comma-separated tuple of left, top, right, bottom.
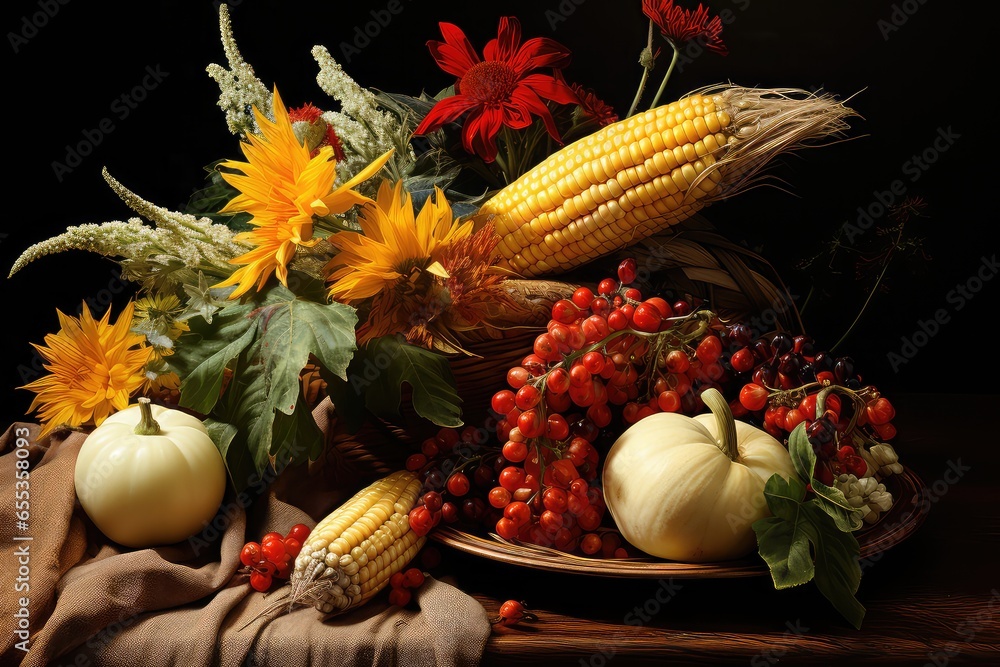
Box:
(325, 180, 474, 342)
(214, 87, 392, 299)
(21, 302, 152, 437)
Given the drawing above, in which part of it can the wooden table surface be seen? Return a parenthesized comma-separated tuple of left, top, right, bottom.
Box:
(435, 393, 1000, 666)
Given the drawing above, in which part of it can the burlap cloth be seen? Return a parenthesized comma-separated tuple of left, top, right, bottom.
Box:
(0, 399, 491, 666)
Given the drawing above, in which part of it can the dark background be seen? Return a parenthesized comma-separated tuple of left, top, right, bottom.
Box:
(0, 0, 991, 429)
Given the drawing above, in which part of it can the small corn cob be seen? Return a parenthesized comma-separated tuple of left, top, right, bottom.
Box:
(479, 84, 855, 277)
(290, 470, 425, 615)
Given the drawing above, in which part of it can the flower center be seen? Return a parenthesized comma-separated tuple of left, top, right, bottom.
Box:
(461, 61, 518, 104)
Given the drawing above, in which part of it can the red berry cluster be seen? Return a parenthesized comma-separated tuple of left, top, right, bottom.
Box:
(731, 329, 898, 484)
(387, 567, 426, 607)
(403, 257, 901, 555)
(240, 523, 311, 592)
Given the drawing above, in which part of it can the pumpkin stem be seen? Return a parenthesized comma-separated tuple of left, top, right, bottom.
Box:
(134, 397, 162, 436)
(701, 388, 739, 461)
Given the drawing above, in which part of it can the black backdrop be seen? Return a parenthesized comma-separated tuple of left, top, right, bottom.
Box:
(1, 0, 991, 429)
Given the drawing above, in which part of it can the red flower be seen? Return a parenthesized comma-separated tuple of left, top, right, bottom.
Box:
(288, 103, 346, 161)
(642, 0, 728, 55)
(414, 17, 579, 162)
(570, 84, 618, 127)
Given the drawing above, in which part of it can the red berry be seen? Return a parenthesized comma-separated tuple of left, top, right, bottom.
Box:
(249, 571, 272, 592)
(507, 366, 530, 389)
(408, 507, 435, 536)
(617, 258, 638, 284)
(739, 383, 769, 412)
(497, 600, 527, 625)
(546, 368, 571, 394)
(422, 491, 443, 513)
(403, 567, 426, 589)
(597, 278, 618, 295)
(551, 299, 580, 324)
(240, 542, 263, 567)
(261, 539, 285, 563)
(515, 384, 541, 410)
(261, 532, 283, 545)
(501, 440, 528, 463)
(446, 472, 471, 496)
(631, 303, 662, 333)
(866, 397, 895, 425)
(390, 572, 406, 589)
(405, 453, 428, 472)
(545, 413, 570, 441)
(388, 587, 412, 607)
(488, 487, 512, 508)
(495, 517, 519, 539)
(671, 300, 691, 316)
(645, 297, 673, 319)
(572, 287, 595, 309)
(730, 347, 756, 373)
(283, 537, 302, 559)
(286, 524, 311, 543)
(492, 390, 516, 415)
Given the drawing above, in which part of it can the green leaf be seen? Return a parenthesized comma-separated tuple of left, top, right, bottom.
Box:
(755, 473, 865, 629)
(204, 340, 273, 492)
(362, 336, 463, 428)
(786, 420, 863, 532)
(321, 364, 368, 434)
(171, 303, 257, 414)
(787, 422, 816, 483)
(811, 478, 864, 532)
(754, 474, 813, 589)
(268, 389, 325, 472)
(802, 499, 866, 629)
(256, 284, 358, 415)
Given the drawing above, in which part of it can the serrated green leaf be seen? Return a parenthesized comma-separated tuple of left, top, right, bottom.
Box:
(257, 286, 358, 415)
(753, 515, 815, 589)
(171, 304, 257, 414)
(362, 336, 463, 428)
(205, 340, 273, 492)
(755, 473, 865, 629)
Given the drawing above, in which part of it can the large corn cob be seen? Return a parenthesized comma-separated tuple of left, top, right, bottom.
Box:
(480, 84, 855, 277)
(289, 470, 424, 614)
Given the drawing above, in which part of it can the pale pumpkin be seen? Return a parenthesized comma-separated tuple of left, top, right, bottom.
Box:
(74, 398, 226, 548)
(602, 388, 796, 562)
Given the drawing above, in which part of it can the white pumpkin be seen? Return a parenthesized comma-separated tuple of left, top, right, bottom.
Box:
(602, 388, 796, 562)
(74, 398, 226, 548)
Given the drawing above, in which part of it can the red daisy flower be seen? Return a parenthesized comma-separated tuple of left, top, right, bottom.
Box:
(642, 0, 728, 55)
(571, 84, 619, 127)
(414, 17, 579, 163)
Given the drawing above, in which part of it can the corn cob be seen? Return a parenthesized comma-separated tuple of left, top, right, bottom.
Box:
(289, 470, 425, 615)
(479, 84, 856, 277)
